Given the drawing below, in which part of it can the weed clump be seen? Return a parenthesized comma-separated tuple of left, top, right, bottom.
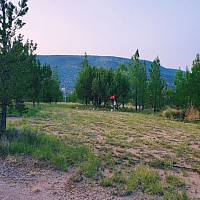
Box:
(150, 158, 173, 169)
(185, 105, 200, 121)
(79, 154, 102, 178)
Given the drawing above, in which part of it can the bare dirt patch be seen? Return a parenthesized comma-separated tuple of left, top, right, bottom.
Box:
(0, 157, 144, 200)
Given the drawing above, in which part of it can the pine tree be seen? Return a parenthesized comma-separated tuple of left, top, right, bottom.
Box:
(0, 0, 29, 136)
(75, 54, 93, 105)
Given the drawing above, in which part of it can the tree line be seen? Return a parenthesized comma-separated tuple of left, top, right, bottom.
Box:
(174, 54, 200, 109)
(0, 0, 62, 136)
(75, 51, 165, 111)
(75, 52, 200, 112)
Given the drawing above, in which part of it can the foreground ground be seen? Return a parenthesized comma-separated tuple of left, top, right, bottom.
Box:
(1, 157, 142, 200)
(4, 104, 200, 199)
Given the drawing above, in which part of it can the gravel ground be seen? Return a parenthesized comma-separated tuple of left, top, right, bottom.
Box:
(0, 157, 143, 200)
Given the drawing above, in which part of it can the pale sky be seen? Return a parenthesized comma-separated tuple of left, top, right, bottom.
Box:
(16, 0, 200, 69)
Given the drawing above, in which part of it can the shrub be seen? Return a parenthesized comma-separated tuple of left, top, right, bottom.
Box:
(162, 108, 186, 119)
(185, 105, 200, 121)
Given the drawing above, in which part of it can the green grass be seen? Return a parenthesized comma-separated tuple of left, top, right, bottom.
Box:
(127, 164, 164, 195)
(150, 158, 173, 169)
(0, 128, 92, 171)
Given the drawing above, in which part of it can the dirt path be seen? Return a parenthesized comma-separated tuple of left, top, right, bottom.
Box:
(0, 157, 142, 200)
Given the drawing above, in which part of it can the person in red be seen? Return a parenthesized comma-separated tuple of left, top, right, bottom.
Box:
(110, 95, 116, 110)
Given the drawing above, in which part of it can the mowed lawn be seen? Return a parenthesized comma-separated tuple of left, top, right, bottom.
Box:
(8, 104, 200, 199)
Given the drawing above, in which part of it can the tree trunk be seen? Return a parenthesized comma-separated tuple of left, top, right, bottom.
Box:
(0, 97, 7, 137)
(122, 98, 125, 108)
(0, 0, 8, 137)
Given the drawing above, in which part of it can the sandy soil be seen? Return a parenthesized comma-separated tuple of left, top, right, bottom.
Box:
(0, 157, 144, 200)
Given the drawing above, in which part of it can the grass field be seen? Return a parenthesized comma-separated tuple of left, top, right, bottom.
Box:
(6, 103, 200, 199)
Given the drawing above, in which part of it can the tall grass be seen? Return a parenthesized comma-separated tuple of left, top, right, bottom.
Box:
(0, 128, 92, 171)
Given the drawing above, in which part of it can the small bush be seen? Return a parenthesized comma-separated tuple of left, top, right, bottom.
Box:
(23, 107, 40, 117)
(185, 105, 200, 121)
(162, 108, 186, 119)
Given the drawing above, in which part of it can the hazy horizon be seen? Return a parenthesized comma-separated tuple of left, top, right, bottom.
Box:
(16, 0, 200, 70)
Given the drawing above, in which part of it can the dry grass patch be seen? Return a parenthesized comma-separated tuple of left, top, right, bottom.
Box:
(9, 103, 200, 199)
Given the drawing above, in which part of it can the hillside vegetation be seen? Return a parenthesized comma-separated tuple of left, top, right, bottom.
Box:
(5, 104, 200, 199)
(37, 55, 177, 91)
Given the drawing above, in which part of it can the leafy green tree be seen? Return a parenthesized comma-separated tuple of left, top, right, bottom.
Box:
(9, 36, 37, 113)
(28, 59, 42, 107)
(92, 67, 102, 107)
(189, 54, 200, 108)
(129, 49, 140, 110)
(174, 68, 188, 108)
(52, 66, 62, 103)
(40, 63, 54, 103)
(52, 66, 60, 85)
(129, 49, 147, 110)
(115, 64, 130, 108)
(0, 0, 29, 135)
(163, 88, 175, 107)
(138, 61, 147, 110)
(148, 57, 165, 112)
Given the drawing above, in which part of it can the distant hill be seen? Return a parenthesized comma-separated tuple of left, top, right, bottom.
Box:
(37, 55, 178, 92)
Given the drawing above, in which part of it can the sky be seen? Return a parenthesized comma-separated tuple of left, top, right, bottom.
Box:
(15, 0, 200, 69)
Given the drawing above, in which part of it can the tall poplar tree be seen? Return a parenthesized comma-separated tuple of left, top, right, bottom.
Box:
(129, 49, 140, 110)
(190, 54, 200, 108)
(138, 61, 147, 110)
(148, 57, 165, 112)
(174, 68, 188, 108)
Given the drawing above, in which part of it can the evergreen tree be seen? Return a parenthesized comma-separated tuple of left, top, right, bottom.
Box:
(28, 59, 42, 107)
(40, 63, 53, 103)
(115, 64, 130, 108)
(75, 54, 93, 105)
(148, 57, 165, 112)
(0, 0, 29, 135)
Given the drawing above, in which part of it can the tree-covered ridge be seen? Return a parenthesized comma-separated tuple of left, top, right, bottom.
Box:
(37, 55, 178, 92)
